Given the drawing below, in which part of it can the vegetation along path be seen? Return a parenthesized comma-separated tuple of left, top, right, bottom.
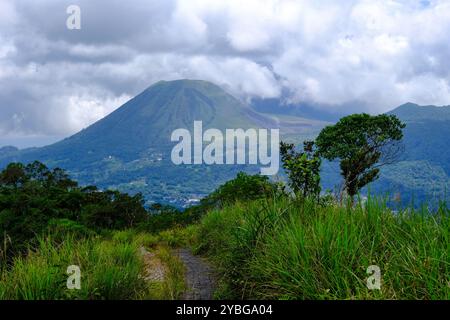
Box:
(175, 249, 216, 300)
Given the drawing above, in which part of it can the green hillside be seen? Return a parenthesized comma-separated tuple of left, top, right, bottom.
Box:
(388, 102, 450, 122)
(387, 103, 450, 174)
(0, 80, 327, 206)
(378, 103, 450, 205)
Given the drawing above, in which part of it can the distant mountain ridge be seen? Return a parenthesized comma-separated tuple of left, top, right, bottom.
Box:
(374, 102, 450, 206)
(0, 146, 19, 158)
(388, 102, 450, 175)
(388, 102, 450, 122)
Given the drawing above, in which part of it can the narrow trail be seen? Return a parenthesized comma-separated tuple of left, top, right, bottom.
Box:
(139, 246, 165, 282)
(175, 248, 216, 300)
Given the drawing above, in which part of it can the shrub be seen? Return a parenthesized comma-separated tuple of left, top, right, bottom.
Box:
(46, 219, 95, 242)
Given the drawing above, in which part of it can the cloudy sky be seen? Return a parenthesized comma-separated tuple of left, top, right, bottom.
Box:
(1, 0, 450, 147)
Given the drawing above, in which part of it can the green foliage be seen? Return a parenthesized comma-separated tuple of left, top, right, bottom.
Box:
(316, 113, 406, 199)
(80, 191, 147, 230)
(280, 140, 321, 198)
(143, 245, 186, 300)
(0, 161, 148, 262)
(0, 235, 147, 300)
(0, 161, 78, 189)
(193, 196, 449, 300)
(202, 172, 281, 208)
(178, 172, 282, 223)
(0, 163, 27, 187)
(156, 246, 186, 299)
(46, 219, 95, 242)
(157, 228, 187, 248)
(138, 204, 188, 234)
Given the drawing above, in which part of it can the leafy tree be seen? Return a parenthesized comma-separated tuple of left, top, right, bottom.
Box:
(280, 140, 321, 198)
(204, 172, 280, 207)
(24, 161, 50, 182)
(316, 113, 405, 200)
(111, 192, 147, 228)
(0, 163, 27, 187)
(48, 167, 78, 189)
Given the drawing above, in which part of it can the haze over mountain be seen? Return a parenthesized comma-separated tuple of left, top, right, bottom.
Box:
(0, 80, 448, 207)
(251, 97, 357, 122)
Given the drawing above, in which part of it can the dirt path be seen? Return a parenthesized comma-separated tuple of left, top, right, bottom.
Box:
(175, 248, 216, 300)
(139, 246, 166, 282)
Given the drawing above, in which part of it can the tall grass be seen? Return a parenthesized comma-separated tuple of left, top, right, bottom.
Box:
(194, 196, 449, 299)
(155, 246, 186, 300)
(0, 234, 147, 300)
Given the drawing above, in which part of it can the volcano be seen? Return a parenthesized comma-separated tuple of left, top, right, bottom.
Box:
(0, 80, 326, 206)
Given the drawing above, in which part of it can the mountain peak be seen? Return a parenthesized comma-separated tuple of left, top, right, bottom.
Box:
(0, 146, 19, 156)
(15, 79, 275, 164)
(145, 79, 227, 94)
(388, 102, 450, 122)
(397, 102, 419, 109)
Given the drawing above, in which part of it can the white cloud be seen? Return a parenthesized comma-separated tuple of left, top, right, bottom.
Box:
(0, 0, 450, 139)
(61, 93, 131, 133)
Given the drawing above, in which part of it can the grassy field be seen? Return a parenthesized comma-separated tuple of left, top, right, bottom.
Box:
(0, 230, 185, 300)
(191, 196, 449, 299)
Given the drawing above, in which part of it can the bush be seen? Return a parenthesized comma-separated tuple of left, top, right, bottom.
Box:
(184, 172, 283, 222)
(205, 172, 282, 207)
(158, 229, 185, 248)
(112, 230, 159, 249)
(46, 219, 95, 242)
